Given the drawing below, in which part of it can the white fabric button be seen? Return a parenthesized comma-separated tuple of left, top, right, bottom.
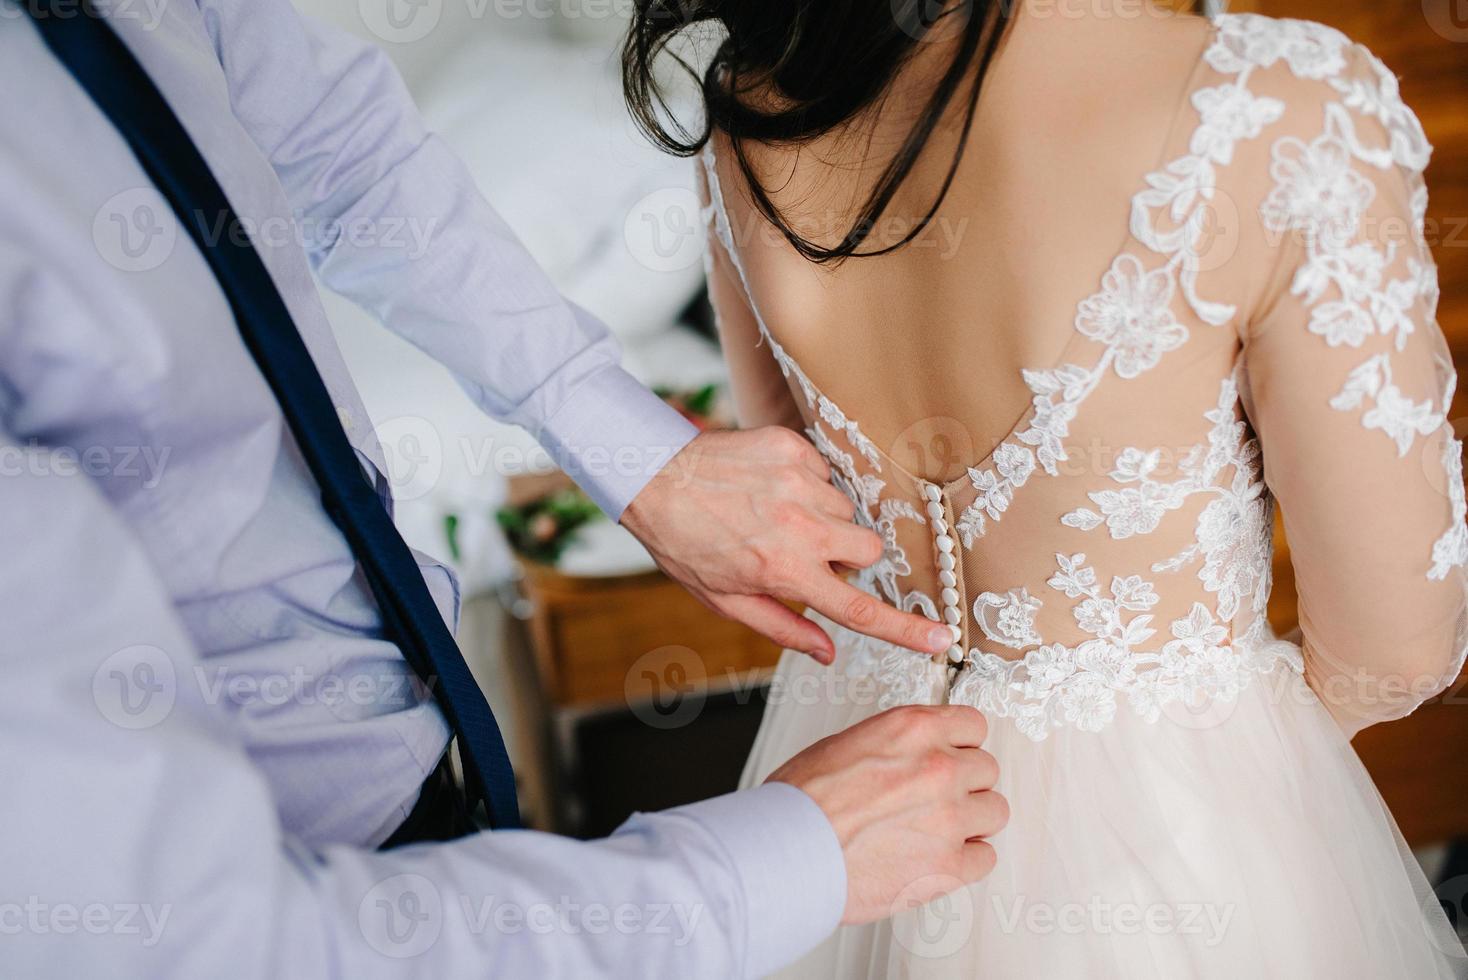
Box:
(925, 501, 945, 522)
(939, 569, 957, 588)
(938, 552, 956, 572)
(943, 606, 961, 625)
(948, 624, 962, 644)
(947, 644, 965, 664)
(936, 534, 954, 554)
(941, 587, 960, 607)
(922, 484, 941, 502)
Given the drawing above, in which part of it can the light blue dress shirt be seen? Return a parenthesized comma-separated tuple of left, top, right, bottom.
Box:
(0, 1, 845, 975)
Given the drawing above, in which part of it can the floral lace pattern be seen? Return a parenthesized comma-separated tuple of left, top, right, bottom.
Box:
(699, 13, 1465, 739)
(956, 253, 1190, 547)
(945, 376, 1285, 739)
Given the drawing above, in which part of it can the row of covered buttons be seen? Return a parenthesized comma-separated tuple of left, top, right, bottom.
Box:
(920, 482, 965, 665)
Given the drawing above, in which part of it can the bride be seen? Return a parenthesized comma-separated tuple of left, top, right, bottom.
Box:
(624, 0, 1467, 975)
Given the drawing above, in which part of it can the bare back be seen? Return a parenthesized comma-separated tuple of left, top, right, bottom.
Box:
(703, 7, 1464, 736)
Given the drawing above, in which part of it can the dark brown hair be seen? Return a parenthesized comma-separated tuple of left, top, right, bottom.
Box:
(622, 0, 1016, 263)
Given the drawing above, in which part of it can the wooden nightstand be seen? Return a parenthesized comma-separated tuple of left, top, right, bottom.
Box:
(501, 554, 786, 834)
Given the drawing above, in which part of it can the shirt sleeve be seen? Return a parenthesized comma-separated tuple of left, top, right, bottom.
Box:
(1239, 43, 1468, 735)
(191, 0, 697, 519)
(0, 416, 843, 977)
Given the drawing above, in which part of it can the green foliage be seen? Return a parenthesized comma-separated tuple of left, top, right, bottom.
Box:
(494, 487, 605, 565)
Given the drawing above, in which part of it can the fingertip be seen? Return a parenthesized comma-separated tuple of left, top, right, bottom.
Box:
(800, 627, 835, 664)
(767, 602, 832, 661)
(923, 623, 954, 654)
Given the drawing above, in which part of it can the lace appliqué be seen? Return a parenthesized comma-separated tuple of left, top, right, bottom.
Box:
(1066, 378, 1271, 622)
(956, 254, 1191, 545)
(1222, 14, 1460, 578)
(974, 589, 1044, 650)
(703, 15, 1461, 736)
(1330, 355, 1444, 456)
(1430, 437, 1468, 582)
(951, 559, 1297, 741)
(955, 43, 1284, 547)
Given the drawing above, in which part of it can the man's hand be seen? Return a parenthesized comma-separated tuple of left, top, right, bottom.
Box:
(621, 427, 953, 663)
(767, 704, 1007, 924)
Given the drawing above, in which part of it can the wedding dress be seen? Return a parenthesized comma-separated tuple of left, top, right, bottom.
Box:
(701, 11, 1468, 978)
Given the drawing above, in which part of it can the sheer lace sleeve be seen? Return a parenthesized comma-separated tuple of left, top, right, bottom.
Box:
(1239, 43, 1467, 735)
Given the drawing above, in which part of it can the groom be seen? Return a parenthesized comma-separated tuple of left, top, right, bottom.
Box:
(0, 0, 1005, 977)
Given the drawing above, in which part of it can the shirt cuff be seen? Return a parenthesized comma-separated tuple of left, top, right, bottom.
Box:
(670, 782, 847, 979)
(535, 362, 699, 521)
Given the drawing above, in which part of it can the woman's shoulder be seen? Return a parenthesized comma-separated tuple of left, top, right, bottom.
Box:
(1198, 12, 1431, 174)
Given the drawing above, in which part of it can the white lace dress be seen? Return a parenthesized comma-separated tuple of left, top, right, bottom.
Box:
(703, 13, 1468, 979)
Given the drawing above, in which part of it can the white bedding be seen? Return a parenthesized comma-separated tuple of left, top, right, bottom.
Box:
(297, 11, 719, 586)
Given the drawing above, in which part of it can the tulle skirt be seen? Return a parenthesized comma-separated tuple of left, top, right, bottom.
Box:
(741, 617, 1466, 979)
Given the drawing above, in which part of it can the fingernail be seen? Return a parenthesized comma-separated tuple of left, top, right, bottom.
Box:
(927, 626, 953, 652)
